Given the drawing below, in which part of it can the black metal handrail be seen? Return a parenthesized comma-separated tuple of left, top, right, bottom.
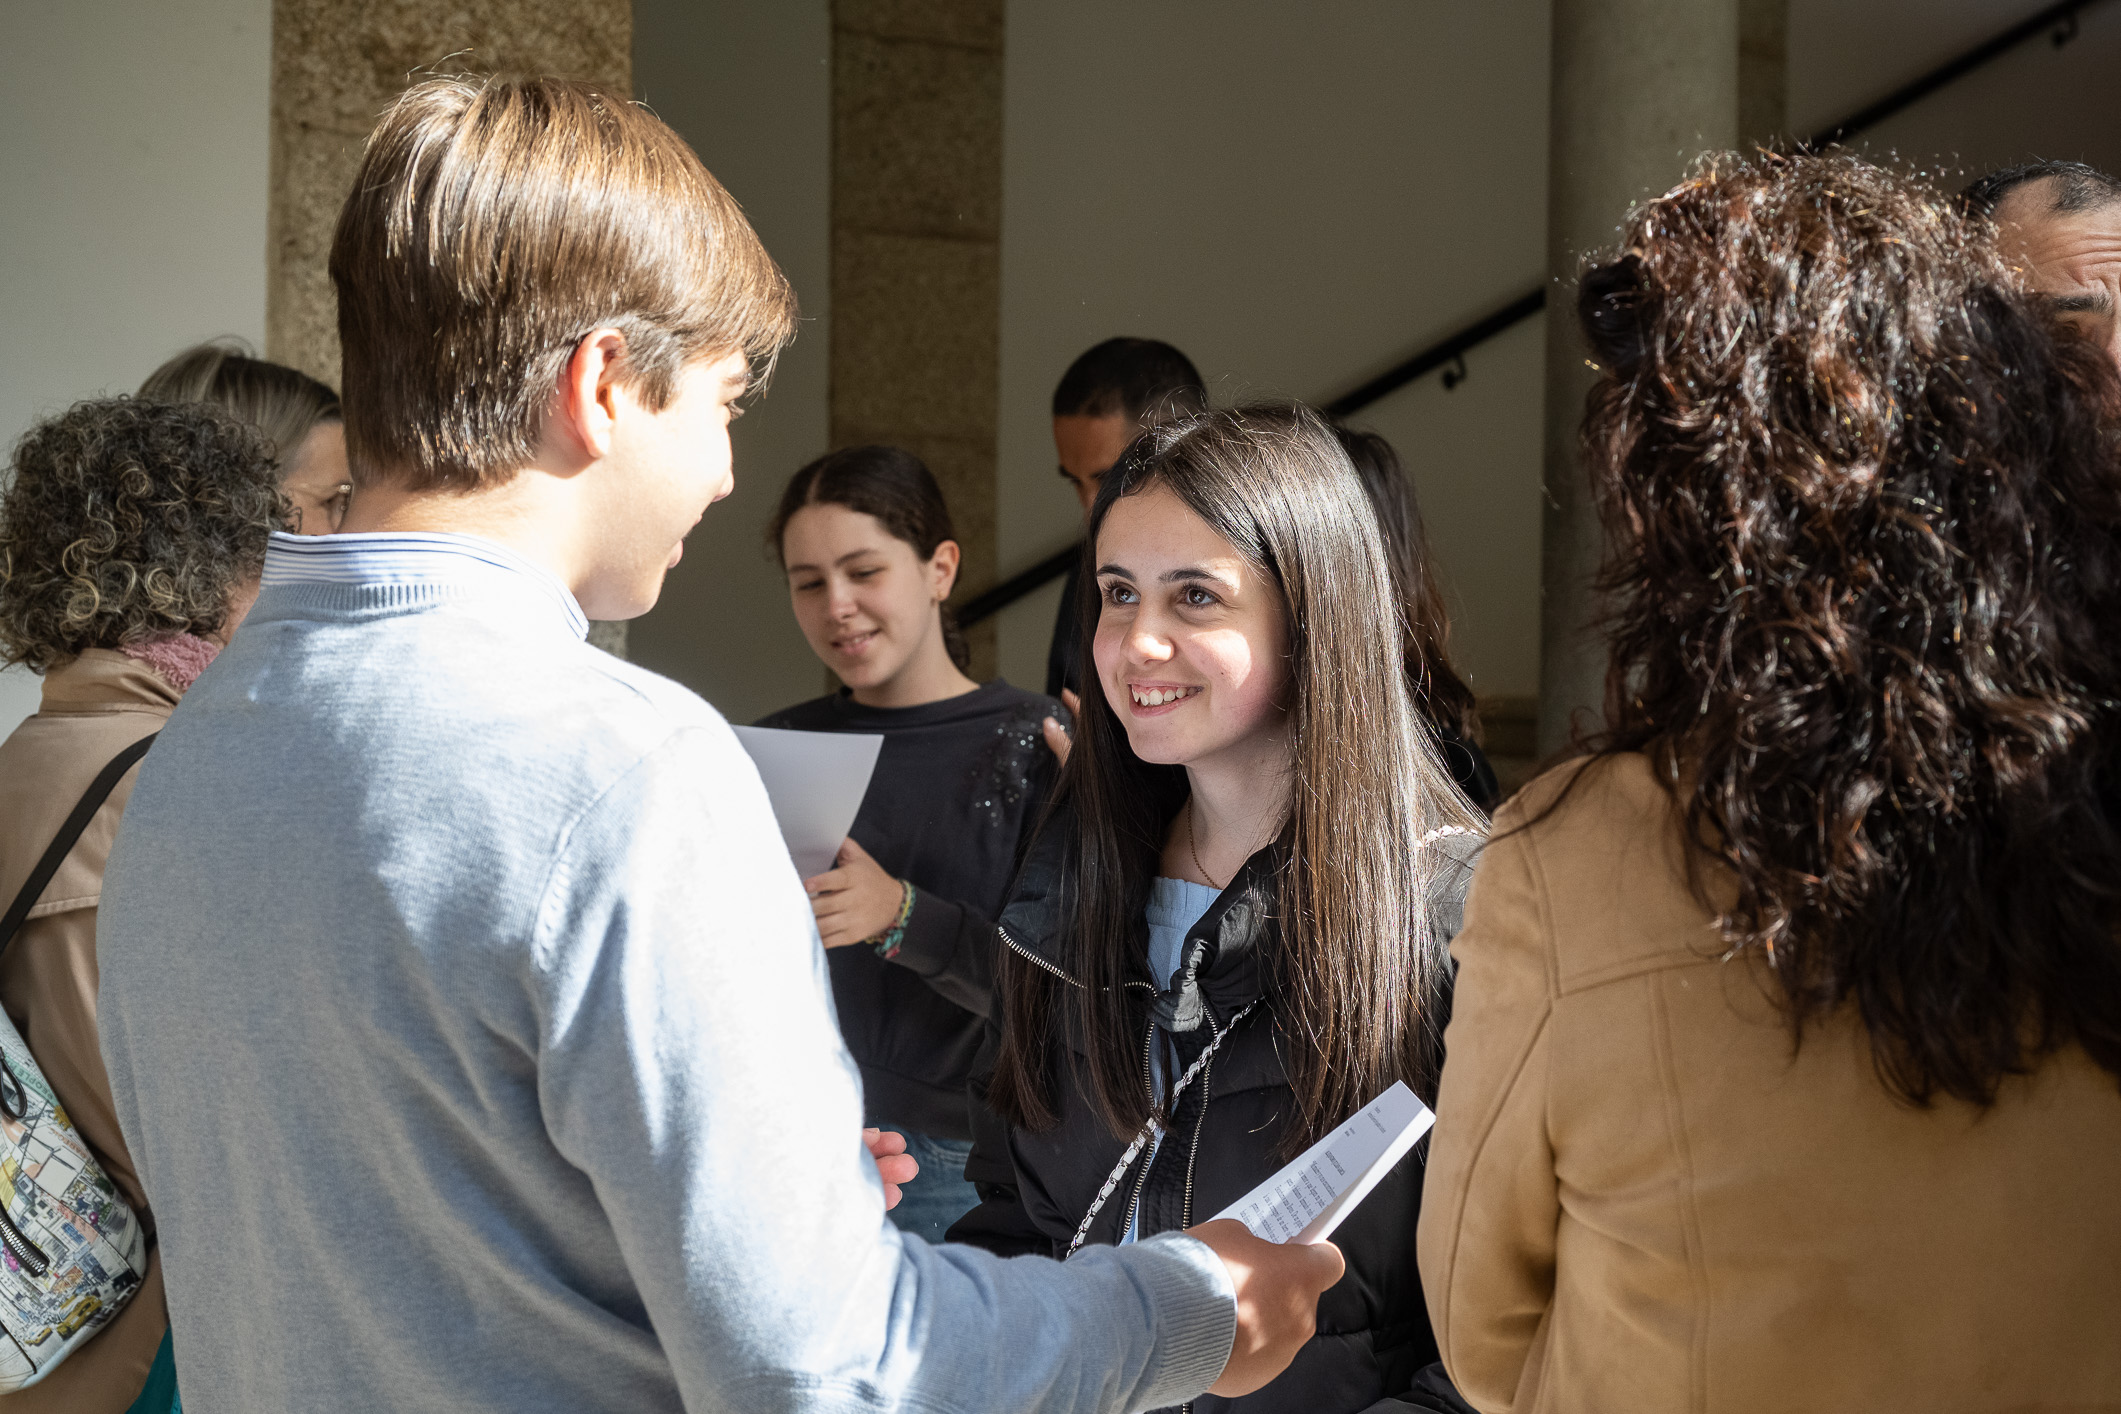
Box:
(1321, 288, 1547, 419)
(959, 0, 2108, 629)
(1807, 0, 2103, 148)
(956, 541, 1080, 627)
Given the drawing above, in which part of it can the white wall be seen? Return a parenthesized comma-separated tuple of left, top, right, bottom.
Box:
(992, 0, 2121, 710)
(996, 0, 1552, 699)
(628, 0, 833, 724)
(1790, 0, 2121, 179)
(9, 3, 2108, 741)
(0, 0, 272, 737)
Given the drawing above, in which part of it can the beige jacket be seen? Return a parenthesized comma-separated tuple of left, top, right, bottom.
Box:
(1420, 753, 2121, 1414)
(0, 651, 175, 1412)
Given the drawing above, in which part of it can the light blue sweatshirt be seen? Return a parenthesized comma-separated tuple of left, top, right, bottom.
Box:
(96, 532, 1235, 1413)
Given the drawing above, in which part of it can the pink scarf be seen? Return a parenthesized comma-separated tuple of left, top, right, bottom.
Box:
(119, 634, 220, 693)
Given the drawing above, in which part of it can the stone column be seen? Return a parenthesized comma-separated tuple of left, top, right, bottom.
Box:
(829, 0, 1005, 680)
(1537, 0, 1783, 756)
(267, 0, 633, 653)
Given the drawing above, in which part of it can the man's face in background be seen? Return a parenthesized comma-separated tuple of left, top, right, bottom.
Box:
(1994, 178, 2121, 371)
(1053, 410, 1139, 518)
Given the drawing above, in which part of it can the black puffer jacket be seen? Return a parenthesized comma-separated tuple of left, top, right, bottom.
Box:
(949, 810, 1478, 1414)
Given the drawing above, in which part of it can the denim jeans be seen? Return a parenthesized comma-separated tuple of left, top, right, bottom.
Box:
(883, 1128, 979, 1245)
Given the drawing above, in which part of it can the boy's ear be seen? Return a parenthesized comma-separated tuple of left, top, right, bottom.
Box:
(548, 328, 630, 465)
(929, 538, 962, 601)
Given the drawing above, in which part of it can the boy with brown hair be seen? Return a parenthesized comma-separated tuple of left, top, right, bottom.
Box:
(94, 75, 1334, 1413)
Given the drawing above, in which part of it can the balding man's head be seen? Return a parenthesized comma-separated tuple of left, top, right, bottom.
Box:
(1965, 160, 2121, 370)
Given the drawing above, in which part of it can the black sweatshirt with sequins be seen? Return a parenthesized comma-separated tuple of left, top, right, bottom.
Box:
(756, 680, 1065, 1140)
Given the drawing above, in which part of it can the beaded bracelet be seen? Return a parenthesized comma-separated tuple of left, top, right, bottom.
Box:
(868, 880, 917, 961)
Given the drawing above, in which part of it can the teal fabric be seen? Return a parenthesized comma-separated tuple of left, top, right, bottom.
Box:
(123, 1328, 179, 1414)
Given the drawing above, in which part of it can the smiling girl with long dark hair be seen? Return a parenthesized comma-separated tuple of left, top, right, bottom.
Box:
(952, 404, 1484, 1414)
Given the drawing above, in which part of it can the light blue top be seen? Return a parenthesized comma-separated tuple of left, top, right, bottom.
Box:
(1146, 875, 1224, 996)
(98, 531, 1235, 1414)
(1123, 876, 1225, 1243)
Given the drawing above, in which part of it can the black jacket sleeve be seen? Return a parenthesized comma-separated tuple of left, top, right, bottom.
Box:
(887, 692, 1067, 1023)
(943, 1033, 1055, 1258)
(890, 890, 997, 1020)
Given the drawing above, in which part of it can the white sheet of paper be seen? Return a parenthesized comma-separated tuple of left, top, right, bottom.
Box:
(1211, 1081, 1435, 1244)
(730, 726, 885, 880)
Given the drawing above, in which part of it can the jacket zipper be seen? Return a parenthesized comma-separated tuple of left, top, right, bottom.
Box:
(999, 925, 1080, 985)
(1118, 1019, 1158, 1241)
(1181, 1051, 1212, 1230)
(997, 926, 1156, 994)
(1177, 1036, 1225, 1414)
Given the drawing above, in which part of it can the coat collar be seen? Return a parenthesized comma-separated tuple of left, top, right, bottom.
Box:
(1146, 848, 1277, 1035)
(997, 800, 1280, 1034)
(38, 647, 185, 712)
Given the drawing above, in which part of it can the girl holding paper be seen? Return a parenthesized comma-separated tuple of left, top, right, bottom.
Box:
(951, 405, 1484, 1414)
(760, 445, 1066, 1244)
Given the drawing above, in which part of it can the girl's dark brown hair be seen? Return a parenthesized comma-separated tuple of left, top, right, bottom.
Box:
(768, 444, 970, 671)
(987, 404, 1482, 1155)
(1332, 426, 1479, 744)
(1575, 151, 2121, 1105)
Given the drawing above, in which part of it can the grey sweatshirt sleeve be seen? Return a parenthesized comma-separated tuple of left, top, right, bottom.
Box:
(529, 724, 1235, 1414)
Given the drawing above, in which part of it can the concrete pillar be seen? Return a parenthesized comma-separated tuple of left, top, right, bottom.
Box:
(267, 0, 633, 653)
(829, 0, 1005, 680)
(1538, 1, 1782, 756)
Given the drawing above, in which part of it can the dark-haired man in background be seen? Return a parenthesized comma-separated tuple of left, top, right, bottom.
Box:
(1043, 338, 1207, 702)
(1965, 159, 2121, 371)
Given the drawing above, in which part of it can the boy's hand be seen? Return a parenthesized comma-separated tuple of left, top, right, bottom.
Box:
(1184, 1219, 1344, 1397)
(864, 1128, 919, 1210)
(804, 838, 905, 949)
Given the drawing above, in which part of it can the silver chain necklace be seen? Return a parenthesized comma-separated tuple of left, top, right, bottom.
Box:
(1063, 999, 1259, 1258)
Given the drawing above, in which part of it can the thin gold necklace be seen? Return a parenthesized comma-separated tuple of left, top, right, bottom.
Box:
(1185, 799, 1225, 890)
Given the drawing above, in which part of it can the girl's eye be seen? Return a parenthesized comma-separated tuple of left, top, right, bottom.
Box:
(1182, 585, 1216, 607)
(794, 579, 824, 593)
(1102, 581, 1136, 605)
(851, 567, 881, 580)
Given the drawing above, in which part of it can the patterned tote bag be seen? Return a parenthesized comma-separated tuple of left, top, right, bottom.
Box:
(0, 736, 155, 1389)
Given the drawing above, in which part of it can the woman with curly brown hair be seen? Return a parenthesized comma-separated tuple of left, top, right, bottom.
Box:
(0, 396, 284, 1414)
(1419, 153, 2121, 1412)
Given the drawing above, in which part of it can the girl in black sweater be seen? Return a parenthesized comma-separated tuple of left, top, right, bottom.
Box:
(951, 405, 1484, 1413)
(759, 445, 1062, 1243)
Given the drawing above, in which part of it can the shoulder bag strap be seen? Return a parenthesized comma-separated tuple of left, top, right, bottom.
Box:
(0, 732, 159, 958)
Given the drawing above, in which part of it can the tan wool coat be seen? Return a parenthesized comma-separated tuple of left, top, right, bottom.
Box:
(0, 651, 176, 1413)
(1420, 753, 2121, 1414)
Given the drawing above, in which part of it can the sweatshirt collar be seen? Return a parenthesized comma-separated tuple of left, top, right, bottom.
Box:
(259, 531, 589, 640)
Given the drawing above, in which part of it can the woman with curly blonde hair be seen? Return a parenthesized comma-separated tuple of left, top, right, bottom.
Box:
(0, 396, 284, 1414)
